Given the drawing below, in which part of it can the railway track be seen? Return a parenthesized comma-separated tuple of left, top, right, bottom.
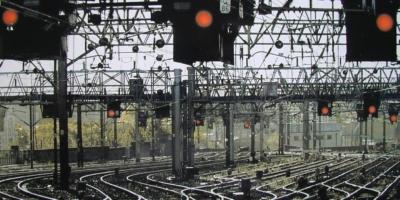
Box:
(0, 173, 51, 200)
(0, 153, 215, 199)
(0, 159, 168, 199)
(73, 153, 252, 199)
(251, 161, 343, 198)
(81, 153, 233, 199)
(272, 156, 400, 200)
(206, 158, 342, 199)
(1, 153, 398, 200)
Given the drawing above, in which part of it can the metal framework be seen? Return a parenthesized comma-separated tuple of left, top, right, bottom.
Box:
(0, 67, 399, 102)
(0, 0, 399, 188)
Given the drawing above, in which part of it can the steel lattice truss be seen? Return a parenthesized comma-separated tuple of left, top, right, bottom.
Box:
(193, 66, 400, 102)
(69, 0, 399, 69)
(0, 68, 174, 102)
(0, 0, 399, 104)
(0, 67, 399, 103)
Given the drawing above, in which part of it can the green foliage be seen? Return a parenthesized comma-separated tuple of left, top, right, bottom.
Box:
(13, 123, 29, 149)
(12, 108, 174, 150)
(266, 132, 279, 150)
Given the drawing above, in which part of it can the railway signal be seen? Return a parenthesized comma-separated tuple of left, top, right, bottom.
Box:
(194, 106, 206, 126)
(153, 0, 255, 64)
(139, 112, 147, 127)
(2, 9, 18, 27)
(195, 119, 204, 126)
(41, 94, 73, 118)
(389, 114, 398, 124)
(363, 91, 381, 118)
(107, 101, 121, 118)
(0, 0, 70, 60)
(368, 105, 377, 115)
(388, 105, 398, 124)
(244, 119, 251, 129)
(357, 103, 367, 121)
(343, 0, 399, 61)
(317, 101, 332, 116)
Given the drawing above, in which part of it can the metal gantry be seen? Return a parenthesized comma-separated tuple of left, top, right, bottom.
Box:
(0, 0, 399, 188)
(0, 67, 399, 102)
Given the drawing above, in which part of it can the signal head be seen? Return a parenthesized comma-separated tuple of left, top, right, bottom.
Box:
(368, 105, 377, 114)
(2, 9, 18, 27)
(389, 114, 398, 124)
(195, 10, 213, 28)
(376, 13, 394, 32)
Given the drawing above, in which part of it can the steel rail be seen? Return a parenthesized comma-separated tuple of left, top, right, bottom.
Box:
(16, 176, 57, 200)
(0, 173, 51, 200)
(344, 160, 400, 199)
(282, 156, 391, 199)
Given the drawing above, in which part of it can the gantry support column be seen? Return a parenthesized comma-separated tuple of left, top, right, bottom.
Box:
(53, 61, 58, 183)
(383, 113, 386, 153)
(172, 69, 183, 177)
(29, 104, 34, 169)
(303, 101, 310, 151)
(225, 104, 235, 167)
(182, 91, 188, 165)
(250, 115, 256, 162)
(286, 114, 291, 151)
(187, 67, 195, 166)
(313, 103, 317, 150)
(318, 115, 322, 151)
(370, 117, 374, 152)
(215, 122, 219, 150)
(151, 114, 155, 161)
(58, 37, 70, 189)
(100, 105, 105, 160)
(77, 104, 83, 167)
(53, 117, 58, 183)
(229, 104, 235, 165)
(154, 118, 161, 156)
(134, 103, 141, 163)
(359, 121, 363, 152)
(113, 118, 118, 147)
(279, 104, 284, 154)
(259, 114, 265, 161)
(364, 120, 368, 153)
(266, 115, 270, 153)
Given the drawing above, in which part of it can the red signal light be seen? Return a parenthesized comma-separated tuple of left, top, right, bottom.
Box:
(244, 120, 251, 129)
(368, 105, 377, 114)
(195, 10, 213, 28)
(321, 106, 330, 116)
(107, 110, 116, 118)
(389, 115, 398, 124)
(376, 13, 394, 32)
(2, 9, 18, 26)
(195, 119, 204, 126)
